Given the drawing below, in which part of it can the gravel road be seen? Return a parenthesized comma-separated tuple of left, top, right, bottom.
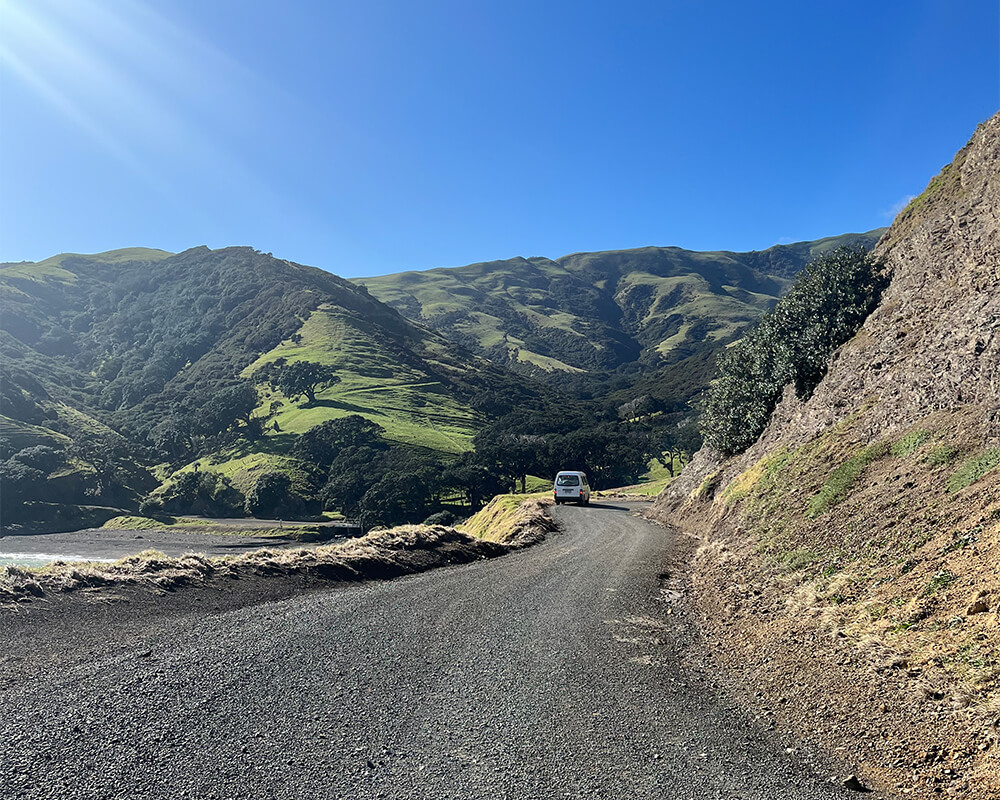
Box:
(0, 502, 867, 799)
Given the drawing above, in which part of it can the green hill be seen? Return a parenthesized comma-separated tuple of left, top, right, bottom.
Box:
(358, 231, 886, 398)
(1, 232, 885, 530)
(0, 246, 547, 527)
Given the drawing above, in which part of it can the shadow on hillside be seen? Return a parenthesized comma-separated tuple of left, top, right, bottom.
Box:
(305, 398, 374, 415)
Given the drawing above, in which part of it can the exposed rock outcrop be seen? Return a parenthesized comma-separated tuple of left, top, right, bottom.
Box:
(655, 111, 1000, 518)
(651, 111, 1000, 798)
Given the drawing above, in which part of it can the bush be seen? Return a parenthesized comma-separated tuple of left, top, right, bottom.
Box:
(138, 496, 164, 517)
(160, 470, 244, 516)
(245, 471, 303, 517)
(423, 510, 459, 526)
(700, 248, 889, 455)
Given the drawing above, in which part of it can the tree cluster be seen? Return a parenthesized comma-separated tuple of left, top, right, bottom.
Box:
(700, 248, 890, 455)
(265, 407, 661, 529)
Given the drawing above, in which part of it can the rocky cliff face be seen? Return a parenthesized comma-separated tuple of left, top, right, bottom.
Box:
(761, 111, 999, 450)
(650, 112, 1000, 798)
(656, 111, 1000, 509)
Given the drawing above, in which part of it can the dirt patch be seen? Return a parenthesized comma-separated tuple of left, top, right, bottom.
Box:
(654, 411, 1000, 798)
(687, 533, 998, 798)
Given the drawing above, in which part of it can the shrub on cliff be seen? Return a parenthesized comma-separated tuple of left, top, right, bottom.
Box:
(701, 247, 889, 456)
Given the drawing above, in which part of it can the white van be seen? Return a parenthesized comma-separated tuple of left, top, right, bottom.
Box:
(553, 471, 591, 505)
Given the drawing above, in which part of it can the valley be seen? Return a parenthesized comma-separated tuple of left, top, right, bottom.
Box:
(2, 3, 996, 798)
(0, 108, 997, 800)
(1, 231, 880, 535)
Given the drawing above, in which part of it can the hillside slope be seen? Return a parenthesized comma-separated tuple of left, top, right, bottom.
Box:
(651, 113, 1000, 796)
(359, 232, 884, 397)
(1, 247, 545, 523)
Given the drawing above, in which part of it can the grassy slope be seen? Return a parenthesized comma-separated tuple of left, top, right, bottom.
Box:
(242, 308, 480, 452)
(460, 494, 553, 545)
(360, 256, 632, 374)
(656, 415, 1000, 796)
(359, 232, 885, 386)
(1, 247, 173, 283)
(1, 246, 508, 510)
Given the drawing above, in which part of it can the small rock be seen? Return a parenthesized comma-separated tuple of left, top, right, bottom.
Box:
(843, 774, 871, 792)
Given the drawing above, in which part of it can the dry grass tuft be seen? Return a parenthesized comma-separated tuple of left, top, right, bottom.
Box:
(460, 496, 556, 547)
(0, 522, 541, 605)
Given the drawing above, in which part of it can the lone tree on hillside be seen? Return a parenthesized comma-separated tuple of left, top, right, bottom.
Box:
(255, 358, 340, 404)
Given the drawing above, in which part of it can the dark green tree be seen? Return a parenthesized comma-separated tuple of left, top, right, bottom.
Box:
(357, 473, 431, 529)
(152, 416, 194, 460)
(322, 445, 389, 515)
(292, 415, 386, 468)
(199, 383, 260, 437)
(0, 459, 46, 507)
(471, 428, 547, 494)
(158, 470, 243, 516)
(700, 247, 889, 455)
(245, 471, 303, 517)
(255, 358, 339, 404)
(441, 459, 507, 510)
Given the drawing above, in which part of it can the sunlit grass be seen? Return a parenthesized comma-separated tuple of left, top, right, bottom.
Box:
(241, 308, 480, 453)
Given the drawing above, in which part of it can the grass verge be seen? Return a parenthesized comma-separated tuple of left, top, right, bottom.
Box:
(460, 495, 556, 547)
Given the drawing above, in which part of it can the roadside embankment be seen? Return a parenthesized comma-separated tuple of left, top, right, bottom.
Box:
(652, 417, 999, 798)
(460, 494, 556, 547)
(1, 499, 556, 606)
(649, 112, 1000, 799)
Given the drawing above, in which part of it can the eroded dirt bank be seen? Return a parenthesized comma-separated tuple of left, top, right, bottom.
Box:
(668, 523, 998, 798)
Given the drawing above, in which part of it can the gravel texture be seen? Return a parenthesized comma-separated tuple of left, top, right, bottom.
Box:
(0, 502, 868, 799)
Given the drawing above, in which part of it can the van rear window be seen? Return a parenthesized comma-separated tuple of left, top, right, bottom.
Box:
(556, 475, 580, 486)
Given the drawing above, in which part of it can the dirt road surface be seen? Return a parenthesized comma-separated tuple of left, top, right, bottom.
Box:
(0, 502, 869, 799)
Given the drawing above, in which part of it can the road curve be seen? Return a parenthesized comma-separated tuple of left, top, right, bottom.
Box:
(0, 502, 861, 799)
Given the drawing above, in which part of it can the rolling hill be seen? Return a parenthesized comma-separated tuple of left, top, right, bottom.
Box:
(358, 231, 885, 401)
(0, 246, 549, 526)
(1, 230, 884, 531)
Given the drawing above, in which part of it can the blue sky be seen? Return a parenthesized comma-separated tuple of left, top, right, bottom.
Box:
(1, 0, 997, 277)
